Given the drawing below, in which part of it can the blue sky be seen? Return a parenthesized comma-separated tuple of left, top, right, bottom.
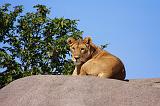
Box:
(1, 0, 160, 79)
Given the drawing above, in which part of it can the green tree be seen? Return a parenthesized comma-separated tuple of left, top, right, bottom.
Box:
(0, 4, 82, 88)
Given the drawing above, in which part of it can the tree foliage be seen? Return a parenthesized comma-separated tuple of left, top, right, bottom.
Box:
(0, 4, 82, 88)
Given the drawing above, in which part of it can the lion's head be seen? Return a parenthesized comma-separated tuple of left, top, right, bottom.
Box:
(67, 37, 93, 65)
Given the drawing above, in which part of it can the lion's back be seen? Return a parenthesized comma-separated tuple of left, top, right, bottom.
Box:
(81, 51, 126, 80)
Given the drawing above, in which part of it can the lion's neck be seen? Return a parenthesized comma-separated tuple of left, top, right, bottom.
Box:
(89, 43, 102, 58)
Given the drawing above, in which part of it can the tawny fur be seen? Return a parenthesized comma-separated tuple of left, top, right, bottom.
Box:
(67, 37, 126, 80)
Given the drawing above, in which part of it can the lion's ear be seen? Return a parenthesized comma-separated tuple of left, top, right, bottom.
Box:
(67, 37, 76, 46)
(83, 37, 92, 44)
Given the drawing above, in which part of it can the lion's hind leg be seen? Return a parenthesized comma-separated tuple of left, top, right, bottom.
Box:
(98, 72, 112, 78)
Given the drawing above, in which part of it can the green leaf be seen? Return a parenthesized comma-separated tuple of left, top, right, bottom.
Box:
(0, 3, 83, 88)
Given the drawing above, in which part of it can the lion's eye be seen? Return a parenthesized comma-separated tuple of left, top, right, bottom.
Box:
(81, 48, 85, 51)
(72, 47, 75, 50)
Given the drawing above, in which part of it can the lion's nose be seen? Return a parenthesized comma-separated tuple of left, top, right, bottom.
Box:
(74, 56, 80, 60)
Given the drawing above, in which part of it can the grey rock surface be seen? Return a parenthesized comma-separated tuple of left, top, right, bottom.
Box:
(0, 75, 160, 106)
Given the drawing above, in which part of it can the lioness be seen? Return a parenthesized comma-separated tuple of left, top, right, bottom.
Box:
(67, 37, 126, 80)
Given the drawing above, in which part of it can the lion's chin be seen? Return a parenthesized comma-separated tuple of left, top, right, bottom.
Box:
(74, 61, 82, 66)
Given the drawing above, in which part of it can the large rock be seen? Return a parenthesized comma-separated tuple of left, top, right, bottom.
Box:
(0, 75, 160, 106)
